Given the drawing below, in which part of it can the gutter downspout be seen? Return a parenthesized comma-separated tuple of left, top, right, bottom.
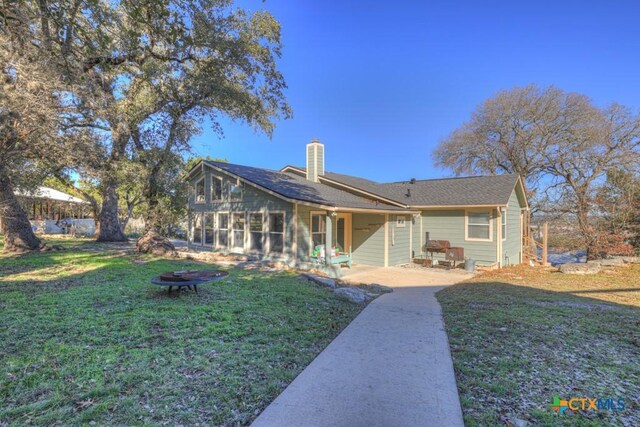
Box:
(384, 214, 389, 267)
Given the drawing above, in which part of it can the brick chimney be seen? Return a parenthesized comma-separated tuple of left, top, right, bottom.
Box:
(306, 139, 324, 182)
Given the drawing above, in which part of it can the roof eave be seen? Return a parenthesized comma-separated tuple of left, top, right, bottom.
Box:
(332, 207, 419, 214)
(410, 204, 506, 209)
(186, 159, 205, 179)
(515, 175, 530, 210)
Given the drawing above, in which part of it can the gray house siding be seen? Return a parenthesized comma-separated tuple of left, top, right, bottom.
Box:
(351, 214, 385, 266)
(295, 208, 386, 266)
(420, 209, 498, 265)
(388, 214, 411, 266)
(502, 189, 524, 266)
(188, 168, 294, 258)
(295, 204, 316, 260)
(186, 163, 526, 268)
(412, 213, 423, 258)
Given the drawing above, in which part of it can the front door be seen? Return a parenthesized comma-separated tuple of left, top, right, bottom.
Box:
(336, 213, 352, 252)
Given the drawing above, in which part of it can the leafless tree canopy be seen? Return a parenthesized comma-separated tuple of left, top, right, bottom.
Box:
(434, 84, 640, 258)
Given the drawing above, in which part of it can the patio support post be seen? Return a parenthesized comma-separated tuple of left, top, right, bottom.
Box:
(325, 213, 334, 264)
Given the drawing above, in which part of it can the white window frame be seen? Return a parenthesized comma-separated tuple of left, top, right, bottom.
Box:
(211, 176, 223, 202)
(310, 211, 326, 254)
(465, 209, 493, 242)
(204, 212, 216, 246)
(192, 212, 204, 245)
(267, 211, 286, 255)
(396, 215, 406, 228)
(231, 212, 246, 252)
(248, 211, 265, 253)
(501, 208, 507, 241)
(228, 180, 243, 201)
(194, 177, 206, 204)
(217, 211, 230, 249)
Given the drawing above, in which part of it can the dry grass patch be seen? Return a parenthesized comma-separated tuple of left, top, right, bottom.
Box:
(438, 264, 640, 426)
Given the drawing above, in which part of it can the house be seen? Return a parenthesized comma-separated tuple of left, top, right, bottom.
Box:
(8, 186, 96, 235)
(186, 140, 528, 274)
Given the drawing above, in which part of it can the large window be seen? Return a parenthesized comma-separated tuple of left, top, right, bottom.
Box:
(269, 213, 285, 254)
(232, 213, 245, 251)
(218, 213, 229, 248)
(195, 178, 205, 203)
(228, 181, 243, 201)
(249, 213, 264, 252)
(311, 213, 326, 249)
(466, 210, 491, 241)
(193, 213, 203, 244)
(204, 213, 215, 245)
(211, 176, 223, 201)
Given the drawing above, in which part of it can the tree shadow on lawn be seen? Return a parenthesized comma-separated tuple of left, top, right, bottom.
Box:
(0, 238, 135, 277)
(0, 256, 361, 426)
(438, 280, 640, 427)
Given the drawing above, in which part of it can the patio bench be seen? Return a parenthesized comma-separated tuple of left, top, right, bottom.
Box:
(311, 245, 352, 268)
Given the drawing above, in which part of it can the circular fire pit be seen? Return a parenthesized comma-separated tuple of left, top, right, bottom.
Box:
(151, 270, 229, 294)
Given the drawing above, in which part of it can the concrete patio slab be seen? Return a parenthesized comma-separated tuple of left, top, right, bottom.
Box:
(340, 264, 473, 287)
(251, 281, 465, 427)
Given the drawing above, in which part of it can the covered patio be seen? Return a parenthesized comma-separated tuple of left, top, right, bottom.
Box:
(298, 207, 419, 276)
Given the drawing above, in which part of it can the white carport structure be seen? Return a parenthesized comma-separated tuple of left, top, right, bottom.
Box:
(11, 186, 96, 235)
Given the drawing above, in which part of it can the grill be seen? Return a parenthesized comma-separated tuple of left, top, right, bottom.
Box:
(423, 239, 464, 268)
(445, 247, 465, 262)
(424, 240, 451, 252)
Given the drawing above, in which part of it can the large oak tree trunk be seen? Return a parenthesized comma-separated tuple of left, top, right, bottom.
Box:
(96, 177, 127, 242)
(0, 165, 42, 252)
(136, 177, 175, 255)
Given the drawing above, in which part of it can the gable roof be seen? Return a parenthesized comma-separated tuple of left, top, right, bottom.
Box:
(202, 161, 411, 212)
(379, 174, 522, 207)
(281, 166, 523, 208)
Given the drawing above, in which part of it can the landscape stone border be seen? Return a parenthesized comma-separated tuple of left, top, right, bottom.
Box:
(559, 256, 640, 274)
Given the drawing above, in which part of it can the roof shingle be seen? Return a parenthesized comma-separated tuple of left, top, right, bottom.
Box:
(283, 166, 520, 207)
(204, 161, 408, 211)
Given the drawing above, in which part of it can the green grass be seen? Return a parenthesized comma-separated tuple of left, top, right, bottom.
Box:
(437, 264, 640, 426)
(0, 236, 363, 426)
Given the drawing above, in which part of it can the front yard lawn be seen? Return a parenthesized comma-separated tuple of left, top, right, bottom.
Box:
(438, 264, 640, 427)
(0, 237, 362, 426)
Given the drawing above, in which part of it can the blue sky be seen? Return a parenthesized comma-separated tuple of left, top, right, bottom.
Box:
(190, 0, 640, 182)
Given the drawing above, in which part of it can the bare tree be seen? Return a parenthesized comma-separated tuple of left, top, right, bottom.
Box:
(597, 169, 640, 249)
(542, 104, 640, 258)
(434, 85, 640, 259)
(434, 85, 595, 207)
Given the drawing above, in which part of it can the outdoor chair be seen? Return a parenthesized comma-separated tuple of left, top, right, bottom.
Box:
(310, 244, 352, 268)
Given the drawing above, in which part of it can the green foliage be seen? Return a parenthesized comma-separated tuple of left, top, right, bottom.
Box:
(185, 155, 228, 172)
(1, 0, 291, 240)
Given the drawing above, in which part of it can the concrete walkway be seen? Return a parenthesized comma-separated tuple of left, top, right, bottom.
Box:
(251, 283, 465, 427)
